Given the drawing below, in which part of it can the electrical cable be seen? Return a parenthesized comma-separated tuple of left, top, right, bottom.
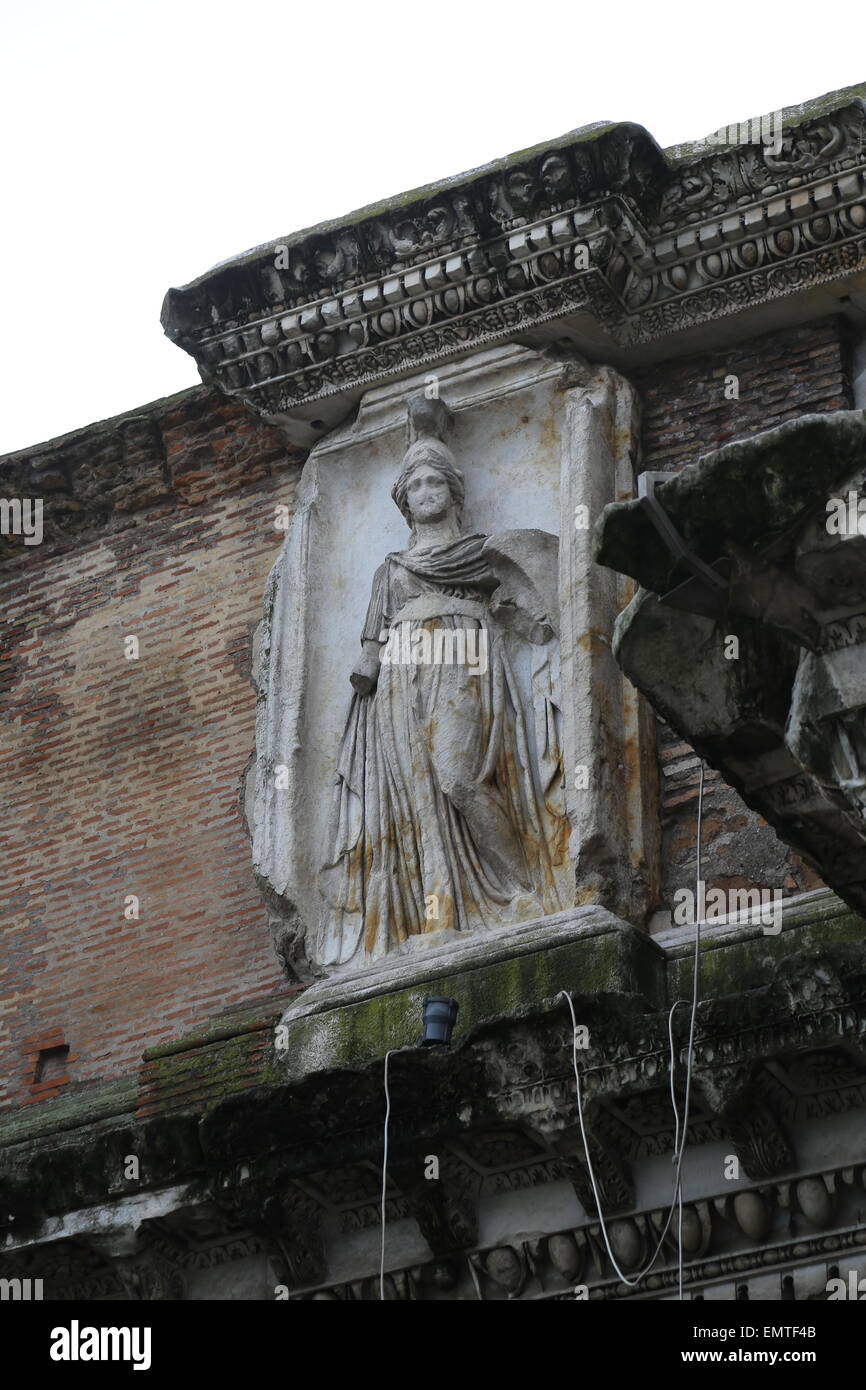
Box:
(675, 760, 705, 1299)
(559, 760, 706, 1293)
(380, 1047, 397, 1301)
(669, 994, 687, 1300)
(561, 988, 681, 1285)
(668, 996, 686, 1156)
(677, 1176, 684, 1302)
(678, 759, 705, 1299)
(376, 764, 707, 1300)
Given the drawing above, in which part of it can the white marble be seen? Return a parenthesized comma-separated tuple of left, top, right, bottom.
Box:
(253, 345, 656, 977)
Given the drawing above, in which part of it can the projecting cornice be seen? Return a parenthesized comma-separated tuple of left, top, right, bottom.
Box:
(162, 86, 866, 444)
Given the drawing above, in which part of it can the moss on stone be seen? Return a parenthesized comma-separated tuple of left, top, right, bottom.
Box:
(140, 1029, 275, 1120)
(665, 81, 866, 165)
(5, 895, 861, 1178)
(278, 926, 663, 1079)
(0, 1077, 138, 1153)
(665, 904, 866, 1000)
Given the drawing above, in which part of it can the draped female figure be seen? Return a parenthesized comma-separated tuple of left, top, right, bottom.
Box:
(319, 436, 567, 964)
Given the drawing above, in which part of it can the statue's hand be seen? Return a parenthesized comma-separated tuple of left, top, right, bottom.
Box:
(491, 593, 554, 645)
(351, 640, 381, 696)
(483, 530, 560, 644)
(351, 669, 378, 696)
(529, 612, 555, 645)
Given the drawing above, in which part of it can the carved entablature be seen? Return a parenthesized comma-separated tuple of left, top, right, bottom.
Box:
(162, 98, 866, 444)
(4, 929, 866, 1301)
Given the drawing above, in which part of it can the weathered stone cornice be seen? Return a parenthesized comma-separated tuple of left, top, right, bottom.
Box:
(3, 902, 865, 1299)
(162, 90, 866, 445)
(3, 902, 864, 1233)
(3, 1160, 863, 1301)
(597, 408, 866, 916)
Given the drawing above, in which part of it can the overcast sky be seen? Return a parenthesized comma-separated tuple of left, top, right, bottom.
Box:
(1, 2, 863, 455)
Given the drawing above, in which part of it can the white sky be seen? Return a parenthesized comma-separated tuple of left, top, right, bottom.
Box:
(1, 1, 863, 455)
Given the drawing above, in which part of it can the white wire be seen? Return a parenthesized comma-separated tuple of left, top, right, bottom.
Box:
(561, 989, 678, 1285)
(668, 997, 686, 1155)
(678, 760, 704, 1300)
(559, 760, 706, 1293)
(668, 996, 687, 1300)
(682, 760, 704, 1153)
(677, 1178, 684, 1301)
(380, 1047, 396, 1301)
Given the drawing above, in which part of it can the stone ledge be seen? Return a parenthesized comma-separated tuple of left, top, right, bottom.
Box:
(275, 907, 665, 1080)
(0, 896, 863, 1253)
(0, 1077, 138, 1153)
(664, 896, 866, 1001)
(655, 886, 855, 952)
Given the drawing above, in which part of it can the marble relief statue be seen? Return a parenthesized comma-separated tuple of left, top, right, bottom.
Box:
(319, 432, 569, 965)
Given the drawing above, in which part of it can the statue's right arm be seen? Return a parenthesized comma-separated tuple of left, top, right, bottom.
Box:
(352, 562, 389, 694)
(351, 638, 383, 696)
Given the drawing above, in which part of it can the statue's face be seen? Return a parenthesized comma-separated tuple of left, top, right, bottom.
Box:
(406, 465, 453, 525)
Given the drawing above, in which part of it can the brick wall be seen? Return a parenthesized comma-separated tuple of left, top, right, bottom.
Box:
(0, 389, 304, 1111)
(632, 316, 852, 916)
(0, 317, 854, 1110)
(633, 317, 849, 473)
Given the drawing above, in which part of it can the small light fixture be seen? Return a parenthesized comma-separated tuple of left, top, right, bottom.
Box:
(417, 995, 459, 1048)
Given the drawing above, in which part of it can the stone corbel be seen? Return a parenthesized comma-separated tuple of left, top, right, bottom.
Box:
(266, 1186, 327, 1289)
(690, 1062, 795, 1180)
(211, 1169, 326, 1290)
(112, 1249, 187, 1302)
(524, 1105, 634, 1216)
(389, 1151, 480, 1257)
(724, 1102, 796, 1181)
